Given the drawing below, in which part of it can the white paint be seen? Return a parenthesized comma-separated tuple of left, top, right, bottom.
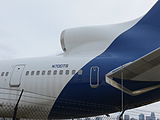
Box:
(60, 17, 141, 56)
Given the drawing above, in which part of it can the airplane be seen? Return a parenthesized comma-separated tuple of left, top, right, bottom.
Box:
(0, 1, 160, 119)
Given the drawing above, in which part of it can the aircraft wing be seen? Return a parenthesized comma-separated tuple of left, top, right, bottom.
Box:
(106, 48, 160, 96)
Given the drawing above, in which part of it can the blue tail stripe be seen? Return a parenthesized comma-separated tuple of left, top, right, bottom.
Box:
(49, 1, 160, 119)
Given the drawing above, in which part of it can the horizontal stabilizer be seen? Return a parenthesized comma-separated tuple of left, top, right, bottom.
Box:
(107, 48, 160, 81)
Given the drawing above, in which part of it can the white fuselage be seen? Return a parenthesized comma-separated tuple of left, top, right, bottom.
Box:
(0, 56, 90, 119)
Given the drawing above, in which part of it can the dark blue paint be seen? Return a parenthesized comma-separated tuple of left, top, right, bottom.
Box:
(48, 1, 160, 119)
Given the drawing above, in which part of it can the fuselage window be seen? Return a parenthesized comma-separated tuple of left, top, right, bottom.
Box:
(65, 70, 69, 75)
(5, 72, 9, 76)
(26, 71, 29, 76)
(59, 70, 63, 75)
(36, 71, 40, 75)
(47, 70, 51, 75)
(31, 71, 35, 76)
(78, 70, 83, 75)
(53, 70, 57, 75)
(42, 71, 45, 75)
(72, 70, 76, 75)
(1, 72, 4, 76)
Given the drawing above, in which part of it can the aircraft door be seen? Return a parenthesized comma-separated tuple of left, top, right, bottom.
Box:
(90, 66, 99, 88)
(10, 65, 25, 87)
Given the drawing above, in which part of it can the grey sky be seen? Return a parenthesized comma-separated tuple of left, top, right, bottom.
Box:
(0, 0, 157, 58)
(0, 0, 159, 115)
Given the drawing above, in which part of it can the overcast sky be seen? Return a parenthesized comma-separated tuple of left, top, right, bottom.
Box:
(0, 0, 159, 116)
(0, 0, 158, 59)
